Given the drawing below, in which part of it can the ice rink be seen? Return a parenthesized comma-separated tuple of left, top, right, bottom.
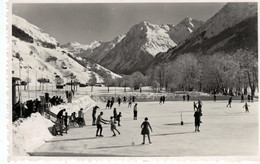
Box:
(31, 100, 258, 157)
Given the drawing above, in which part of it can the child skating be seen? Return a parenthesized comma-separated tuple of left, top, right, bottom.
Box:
(141, 117, 153, 144)
(109, 116, 120, 136)
(243, 103, 250, 113)
(194, 109, 202, 132)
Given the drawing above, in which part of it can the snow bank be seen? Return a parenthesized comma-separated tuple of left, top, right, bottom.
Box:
(12, 95, 96, 156)
(12, 113, 53, 156)
(50, 95, 97, 115)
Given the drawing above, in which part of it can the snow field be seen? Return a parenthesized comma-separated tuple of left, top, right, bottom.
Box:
(32, 100, 258, 156)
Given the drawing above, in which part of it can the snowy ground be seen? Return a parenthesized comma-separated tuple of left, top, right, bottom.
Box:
(12, 95, 96, 156)
(30, 100, 258, 157)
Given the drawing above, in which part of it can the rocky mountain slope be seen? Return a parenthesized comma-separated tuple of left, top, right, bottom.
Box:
(154, 2, 257, 63)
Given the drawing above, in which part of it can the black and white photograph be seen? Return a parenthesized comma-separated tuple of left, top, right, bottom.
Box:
(4, 0, 259, 161)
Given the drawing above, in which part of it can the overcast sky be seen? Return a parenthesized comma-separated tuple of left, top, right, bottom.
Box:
(13, 3, 226, 45)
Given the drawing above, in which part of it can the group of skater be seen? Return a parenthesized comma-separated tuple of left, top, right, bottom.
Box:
(54, 92, 256, 144)
(226, 95, 253, 113)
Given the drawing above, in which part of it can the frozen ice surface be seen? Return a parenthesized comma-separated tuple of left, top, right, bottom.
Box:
(32, 100, 258, 157)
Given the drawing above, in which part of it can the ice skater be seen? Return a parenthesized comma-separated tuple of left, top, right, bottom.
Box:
(105, 99, 110, 109)
(194, 109, 202, 132)
(226, 97, 232, 108)
(133, 103, 138, 120)
(141, 117, 153, 144)
(116, 112, 122, 126)
(113, 108, 117, 123)
(183, 95, 186, 102)
(117, 96, 121, 106)
(123, 96, 126, 103)
(159, 96, 163, 104)
(162, 96, 165, 104)
(96, 112, 108, 137)
(92, 106, 99, 125)
(109, 116, 120, 136)
(243, 103, 250, 113)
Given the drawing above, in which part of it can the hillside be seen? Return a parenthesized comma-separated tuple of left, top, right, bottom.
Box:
(12, 14, 121, 86)
(154, 2, 257, 64)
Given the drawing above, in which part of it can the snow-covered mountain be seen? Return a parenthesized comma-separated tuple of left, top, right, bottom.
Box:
(154, 2, 257, 63)
(168, 17, 204, 44)
(62, 41, 101, 54)
(73, 19, 202, 75)
(76, 34, 125, 63)
(12, 14, 121, 86)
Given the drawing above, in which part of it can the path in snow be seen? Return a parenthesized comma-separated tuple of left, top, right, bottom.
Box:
(31, 100, 258, 157)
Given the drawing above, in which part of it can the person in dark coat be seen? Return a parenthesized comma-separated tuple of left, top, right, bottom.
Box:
(226, 97, 232, 108)
(92, 106, 99, 125)
(132, 96, 135, 103)
(194, 110, 202, 132)
(214, 94, 216, 102)
(162, 96, 166, 104)
(64, 112, 68, 129)
(183, 95, 186, 102)
(110, 99, 114, 109)
(159, 96, 162, 104)
(248, 95, 251, 102)
(141, 117, 153, 144)
(117, 96, 121, 106)
(187, 94, 190, 102)
(133, 103, 138, 120)
(105, 99, 110, 109)
(57, 109, 66, 119)
(116, 112, 122, 126)
(113, 108, 118, 123)
(123, 96, 126, 103)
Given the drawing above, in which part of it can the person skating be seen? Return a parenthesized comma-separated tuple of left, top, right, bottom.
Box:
(113, 108, 118, 123)
(194, 109, 202, 132)
(226, 97, 232, 108)
(117, 96, 121, 106)
(96, 112, 108, 137)
(183, 95, 186, 102)
(92, 106, 99, 126)
(141, 117, 153, 144)
(243, 103, 250, 113)
(133, 103, 138, 120)
(110, 98, 114, 109)
(109, 116, 120, 136)
(116, 112, 122, 126)
(187, 94, 190, 102)
(105, 99, 110, 109)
